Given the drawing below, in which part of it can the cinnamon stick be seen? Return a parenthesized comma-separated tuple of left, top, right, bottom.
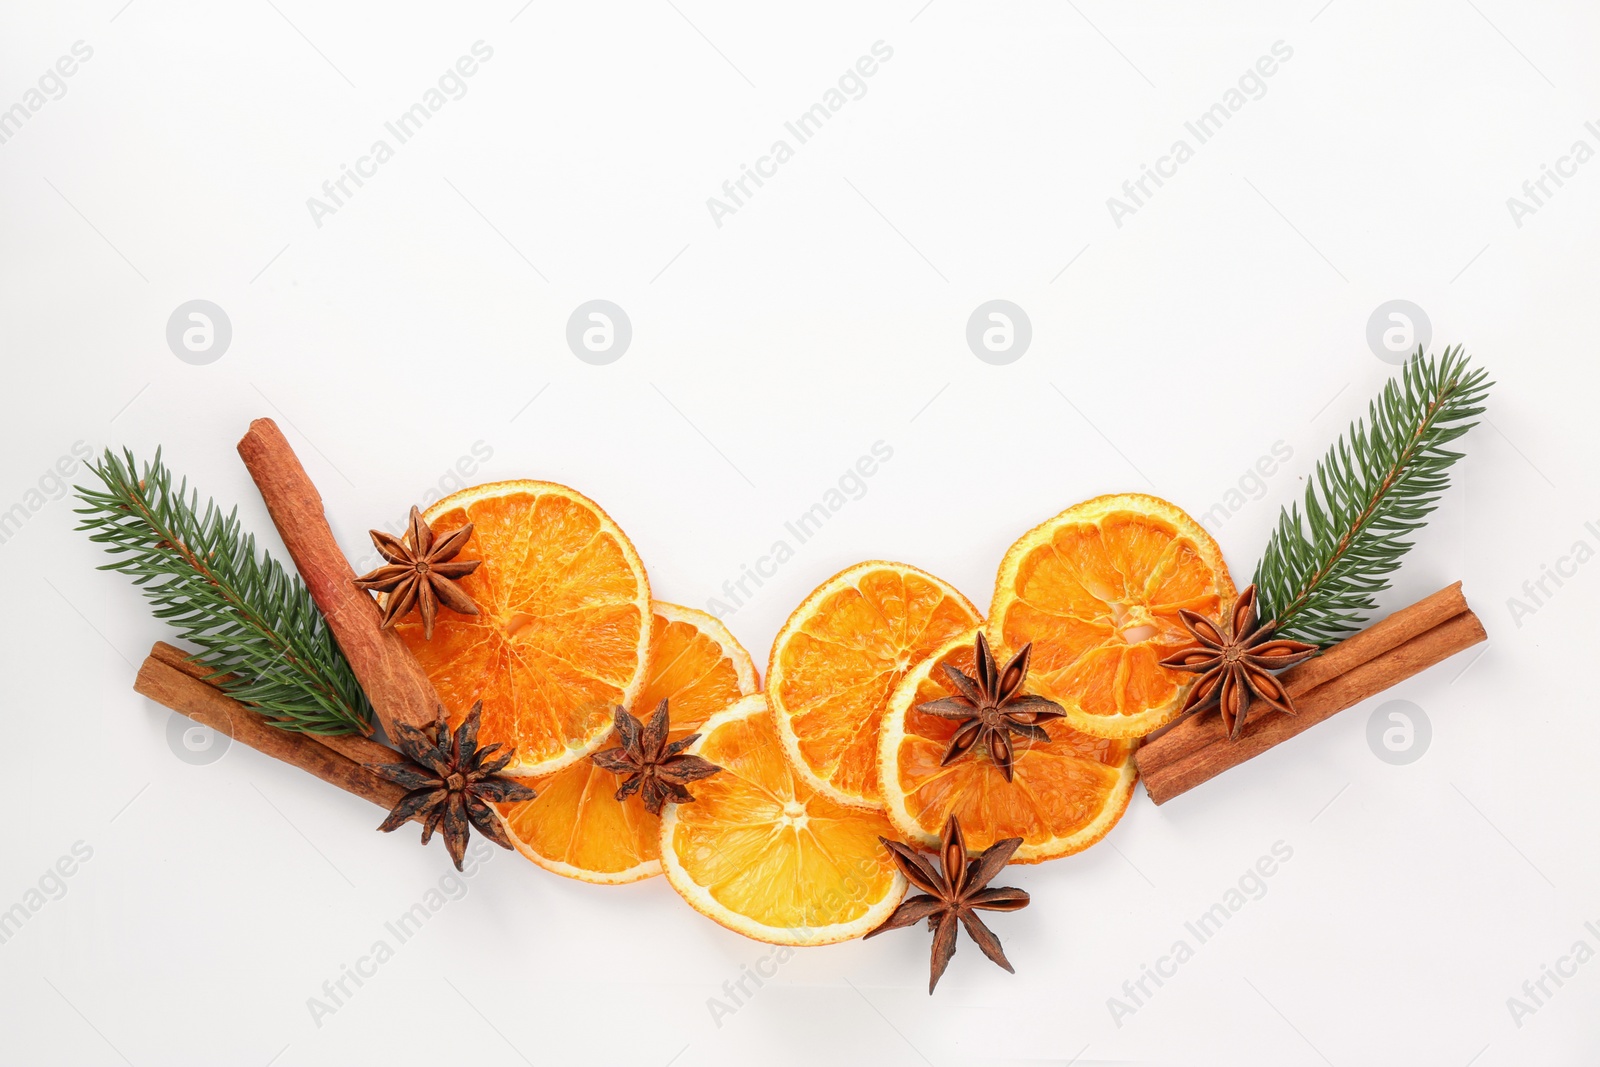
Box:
(236, 418, 440, 737)
(1140, 582, 1472, 770)
(1272, 582, 1472, 695)
(1135, 585, 1486, 804)
(134, 645, 409, 814)
(148, 641, 400, 767)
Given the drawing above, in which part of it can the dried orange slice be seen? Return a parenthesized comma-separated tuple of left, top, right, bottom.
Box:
(767, 562, 981, 809)
(989, 493, 1235, 739)
(496, 602, 758, 883)
(878, 629, 1137, 862)
(659, 695, 907, 945)
(397, 481, 652, 776)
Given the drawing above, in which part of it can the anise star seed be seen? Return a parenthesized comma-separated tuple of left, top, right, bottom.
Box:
(589, 699, 722, 816)
(1159, 584, 1318, 739)
(367, 701, 536, 870)
(865, 816, 1030, 993)
(353, 505, 481, 640)
(916, 632, 1066, 782)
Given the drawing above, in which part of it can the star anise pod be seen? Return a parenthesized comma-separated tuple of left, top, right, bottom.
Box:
(589, 699, 722, 816)
(366, 701, 536, 870)
(915, 632, 1065, 782)
(353, 505, 481, 639)
(1159, 584, 1318, 739)
(865, 816, 1029, 993)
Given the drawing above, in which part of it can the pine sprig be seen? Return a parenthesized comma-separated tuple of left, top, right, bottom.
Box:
(76, 448, 373, 735)
(1253, 346, 1492, 647)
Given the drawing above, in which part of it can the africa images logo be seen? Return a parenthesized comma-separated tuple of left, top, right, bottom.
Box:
(305, 42, 495, 228)
(1106, 40, 1294, 227)
(1106, 841, 1294, 1027)
(705, 41, 894, 228)
(0, 441, 93, 548)
(0, 41, 94, 147)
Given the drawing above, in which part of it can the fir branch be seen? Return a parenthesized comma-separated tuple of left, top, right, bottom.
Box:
(1253, 346, 1492, 647)
(76, 448, 373, 735)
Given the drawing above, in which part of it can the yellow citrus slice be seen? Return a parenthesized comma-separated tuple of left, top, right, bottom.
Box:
(989, 493, 1235, 739)
(767, 562, 981, 808)
(496, 602, 758, 883)
(396, 480, 652, 776)
(659, 694, 907, 945)
(879, 628, 1138, 862)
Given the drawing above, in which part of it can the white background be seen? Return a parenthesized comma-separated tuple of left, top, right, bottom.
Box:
(2, 2, 1597, 1064)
